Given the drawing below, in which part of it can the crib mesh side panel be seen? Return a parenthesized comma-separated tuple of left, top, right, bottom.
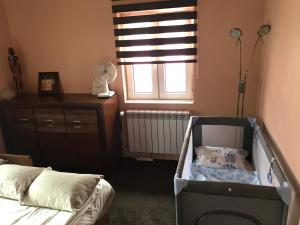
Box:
(178, 192, 285, 225)
(192, 117, 254, 152)
(196, 214, 258, 225)
(201, 125, 244, 149)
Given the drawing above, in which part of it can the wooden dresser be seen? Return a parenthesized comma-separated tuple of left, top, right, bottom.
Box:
(0, 94, 120, 172)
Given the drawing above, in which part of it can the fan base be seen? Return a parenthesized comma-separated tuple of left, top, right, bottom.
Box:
(97, 91, 115, 98)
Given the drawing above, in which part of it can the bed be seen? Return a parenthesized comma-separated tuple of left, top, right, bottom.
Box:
(0, 153, 114, 225)
(174, 117, 292, 225)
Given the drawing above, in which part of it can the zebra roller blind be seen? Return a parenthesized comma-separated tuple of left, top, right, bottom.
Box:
(112, 0, 198, 65)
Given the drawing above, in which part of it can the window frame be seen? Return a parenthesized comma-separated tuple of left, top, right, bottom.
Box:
(123, 63, 194, 101)
(125, 64, 159, 100)
(157, 63, 194, 100)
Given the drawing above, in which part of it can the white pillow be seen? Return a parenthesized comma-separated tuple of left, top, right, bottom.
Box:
(0, 164, 45, 200)
(195, 146, 249, 170)
(21, 170, 102, 212)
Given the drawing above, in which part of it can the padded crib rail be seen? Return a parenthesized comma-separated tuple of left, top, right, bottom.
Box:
(253, 125, 292, 205)
(174, 117, 192, 195)
(175, 117, 192, 178)
(254, 126, 286, 184)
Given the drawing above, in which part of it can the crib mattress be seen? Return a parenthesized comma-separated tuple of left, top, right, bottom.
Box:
(0, 179, 114, 225)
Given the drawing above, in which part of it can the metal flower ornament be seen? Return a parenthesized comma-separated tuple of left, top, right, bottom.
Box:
(230, 25, 271, 118)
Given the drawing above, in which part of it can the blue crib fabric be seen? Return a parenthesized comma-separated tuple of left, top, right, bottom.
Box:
(190, 163, 261, 185)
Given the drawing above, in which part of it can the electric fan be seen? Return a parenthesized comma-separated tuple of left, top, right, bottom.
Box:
(94, 63, 117, 98)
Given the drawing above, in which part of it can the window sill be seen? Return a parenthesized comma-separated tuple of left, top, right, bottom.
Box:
(124, 99, 194, 105)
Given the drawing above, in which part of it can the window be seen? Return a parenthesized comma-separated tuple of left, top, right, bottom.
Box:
(125, 63, 194, 100)
(112, 0, 198, 102)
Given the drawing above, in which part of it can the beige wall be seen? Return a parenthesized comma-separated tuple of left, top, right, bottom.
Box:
(257, 0, 300, 223)
(0, 0, 12, 91)
(0, 0, 11, 153)
(3, 0, 116, 95)
(258, 0, 300, 189)
(3, 0, 265, 116)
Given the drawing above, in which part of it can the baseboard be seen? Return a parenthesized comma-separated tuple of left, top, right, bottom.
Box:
(122, 151, 179, 161)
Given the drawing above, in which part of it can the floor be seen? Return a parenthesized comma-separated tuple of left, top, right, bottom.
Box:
(106, 158, 177, 225)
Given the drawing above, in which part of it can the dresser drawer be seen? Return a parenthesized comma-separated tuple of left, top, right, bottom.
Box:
(66, 124, 99, 134)
(34, 108, 65, 124)
(8, 122, 35, 132)
(6, 108, 34, 124)
(64, 110, 98, 125)
(37, 123, 66, 133)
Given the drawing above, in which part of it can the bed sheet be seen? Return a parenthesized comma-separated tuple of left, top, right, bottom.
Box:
(0, 179, 114, 225)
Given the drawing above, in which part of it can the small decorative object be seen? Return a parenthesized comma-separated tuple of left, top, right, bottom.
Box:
(38, 72, 60, 95)
(230, 24, 271, 118)
(93, 63, 117, 98)
(8, 47, 23, 95)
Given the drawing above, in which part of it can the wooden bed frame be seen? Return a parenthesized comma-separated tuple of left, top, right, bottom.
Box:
(0, 153, 111, 225)
(0, 153, 33, 166)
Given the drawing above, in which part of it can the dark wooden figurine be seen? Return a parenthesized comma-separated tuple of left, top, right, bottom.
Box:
(8, 47, 23, 95)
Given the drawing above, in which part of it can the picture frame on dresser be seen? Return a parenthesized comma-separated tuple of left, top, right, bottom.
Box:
(38, 72, 60, 95)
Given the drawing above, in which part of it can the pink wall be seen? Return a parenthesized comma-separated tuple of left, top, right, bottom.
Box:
(258, 0, 300, 195)
(258, 0, 300, 222)
(0, 0, 12, 91)
(0, 0, 11, 153)
(3, 0, 265, 116)
(3, 0, 116, 95)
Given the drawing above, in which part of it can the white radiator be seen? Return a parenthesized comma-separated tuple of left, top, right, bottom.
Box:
(125, 110, 190, 156)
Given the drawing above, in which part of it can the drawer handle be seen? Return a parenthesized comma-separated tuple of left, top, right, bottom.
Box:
(20, 118, 29, 122)
(73, 120, 82, 124)
(73, 125, 82, 129)
(46, 119, 54, 123)
(47, 124, 56, 128)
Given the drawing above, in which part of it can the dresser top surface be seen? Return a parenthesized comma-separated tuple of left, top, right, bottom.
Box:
(0, 94, 117, 107)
